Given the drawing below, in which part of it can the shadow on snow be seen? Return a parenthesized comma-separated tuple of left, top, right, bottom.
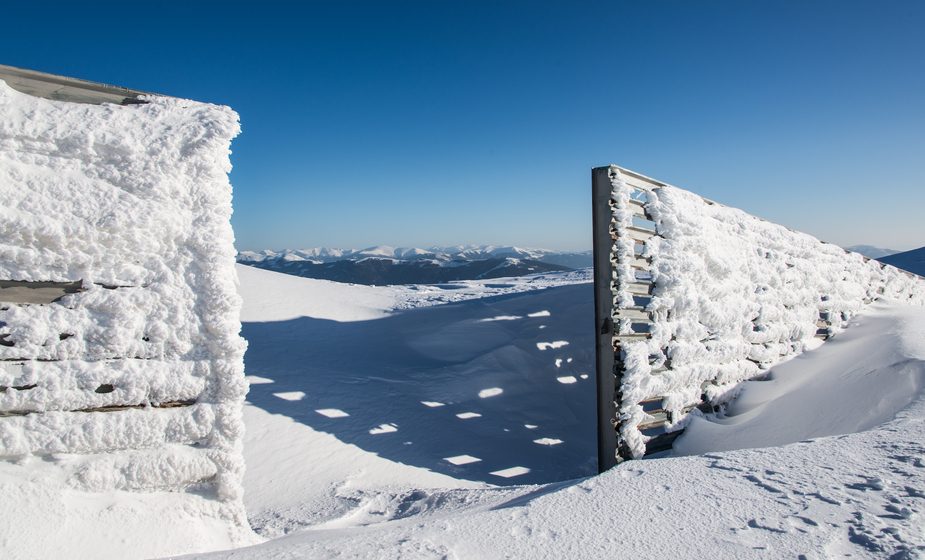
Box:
(241, 283, 597, 486)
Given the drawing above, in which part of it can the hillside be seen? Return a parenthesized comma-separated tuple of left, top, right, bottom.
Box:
(878, 246, 925, 277)
(237, 245, 592, 285)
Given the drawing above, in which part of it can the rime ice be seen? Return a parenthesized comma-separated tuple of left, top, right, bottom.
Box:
(0, 79, 249, 533)
(608, 167, 925, 459)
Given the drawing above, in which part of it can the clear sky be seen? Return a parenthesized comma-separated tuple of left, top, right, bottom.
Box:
(3, 1, 923, 252)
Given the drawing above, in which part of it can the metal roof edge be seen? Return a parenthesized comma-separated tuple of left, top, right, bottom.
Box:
(0, 63, 167, 105)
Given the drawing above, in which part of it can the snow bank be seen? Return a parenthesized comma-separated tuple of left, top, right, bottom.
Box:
(0, 78, 250, 542)
(674, 300, 925, 455)
(606, 166, 925, 459)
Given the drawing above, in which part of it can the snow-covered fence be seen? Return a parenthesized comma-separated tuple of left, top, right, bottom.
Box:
(0, 70, 247, 517)
(592, 165, 925, 469)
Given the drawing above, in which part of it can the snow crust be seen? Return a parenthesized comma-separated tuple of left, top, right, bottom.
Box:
(0, 79, 252, 554)
(609, 169, 925, 458)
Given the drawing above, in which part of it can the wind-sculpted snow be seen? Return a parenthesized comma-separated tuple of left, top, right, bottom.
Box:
(0, 79, 252, 550)
(236, 266, 598, 492)
(609, 168, 925, 458)
(186, 268, 925, 560)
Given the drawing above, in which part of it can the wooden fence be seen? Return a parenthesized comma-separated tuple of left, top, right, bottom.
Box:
(592, 165, 925, 471)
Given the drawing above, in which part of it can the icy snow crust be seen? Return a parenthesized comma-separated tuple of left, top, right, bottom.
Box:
(0, 79, 250, 543)
(609, 169, 925, 458)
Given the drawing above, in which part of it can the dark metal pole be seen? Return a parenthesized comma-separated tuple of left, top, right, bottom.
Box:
(591, 166, 618, 472)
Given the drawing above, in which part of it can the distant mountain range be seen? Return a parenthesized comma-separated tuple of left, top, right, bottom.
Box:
(844, 245, 901, 259)
(238, 243, 924, 286)
(237, 245, 593, 285)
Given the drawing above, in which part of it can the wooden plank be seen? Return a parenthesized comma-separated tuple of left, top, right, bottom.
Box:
(0, 280, 85, 304)
(613, 333, 651, 344)
(612, 254, 650, 270)
(613, 170, 664, 192)
(621, 281, 654, 296)
(627, 198, 648, 219)
(630, 255, 651, 270)
(0, 399, 196, 418)
(645, 430, 684, 455)
(612, 307, 651, 322)
(612, 225, 655, 244)
(637, 403, 700, 431)
(592, 166, 619, 472)
(637, 411, 670, 431)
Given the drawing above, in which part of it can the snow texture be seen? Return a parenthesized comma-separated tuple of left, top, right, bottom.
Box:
(180, 270, 925, 560)
(609, 167, 925, 459)
(0, 78, 249, 531)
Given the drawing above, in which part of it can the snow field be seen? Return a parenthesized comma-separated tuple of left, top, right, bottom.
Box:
(181, 266, 925, 559)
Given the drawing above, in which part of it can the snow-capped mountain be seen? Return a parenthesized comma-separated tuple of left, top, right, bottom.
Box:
(236, 246, 592, 285)
(238, 245, 590, 265)
(844, 244, 900, 259)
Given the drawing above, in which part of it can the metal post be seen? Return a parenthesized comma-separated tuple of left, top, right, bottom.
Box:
(591, 166, 618, 472)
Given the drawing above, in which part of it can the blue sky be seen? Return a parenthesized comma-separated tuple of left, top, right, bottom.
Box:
(3, 1, 923, 252)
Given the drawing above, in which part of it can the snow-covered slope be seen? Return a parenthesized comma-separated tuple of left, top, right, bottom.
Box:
(235, 264, 598, 490)
(878, 246, 925, 278)
(178, 265, 925, 560)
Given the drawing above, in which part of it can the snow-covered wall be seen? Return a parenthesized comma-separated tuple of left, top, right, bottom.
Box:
(0, 80, 246, 517)
(602, 166, 925, 460)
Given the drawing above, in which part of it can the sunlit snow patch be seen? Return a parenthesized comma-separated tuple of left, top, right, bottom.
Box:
(316, 409, 350, 418)
(246, 376, 275, 384)
(478, 388, 503, 398)
(273, 391, 306, 401)
(524, 424, 538, 429)
(490, 466, 531, 478)
(555, 359, 562, 367)
(528, 311, 551, 317)
(557, 376, 578, 384)
(369, 424, 398, 435)
(536, 341, 569, 350)
(580, 374, 589, 379)
(479, 315, 522, 322)
(456, 412, 482, 419)
(421, 401, 445, 407)
(533, 438, 563, 446)
(444, 455, 482, 465)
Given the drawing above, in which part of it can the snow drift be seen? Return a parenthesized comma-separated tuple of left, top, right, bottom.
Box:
(0, 77, 250, 543)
